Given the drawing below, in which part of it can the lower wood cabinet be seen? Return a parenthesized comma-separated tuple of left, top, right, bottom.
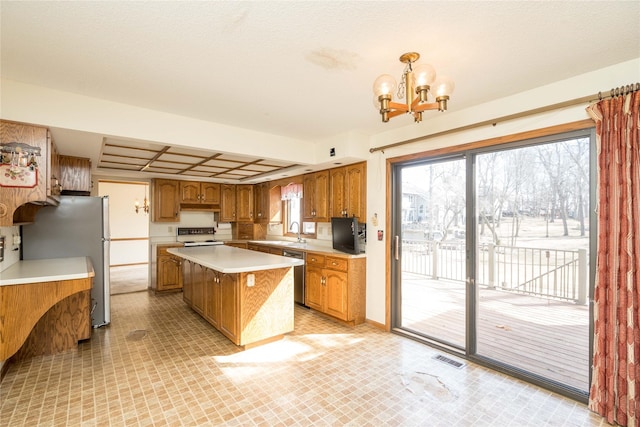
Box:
(225, 241, 248, 249)
(305, 252, 366, 325)
(182, 260, 241, 345)
(155, 245, 183, 292)
(180, 258, 293, 347)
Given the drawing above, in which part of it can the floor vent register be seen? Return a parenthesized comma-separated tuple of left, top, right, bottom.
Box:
(433, 354, 465, 369)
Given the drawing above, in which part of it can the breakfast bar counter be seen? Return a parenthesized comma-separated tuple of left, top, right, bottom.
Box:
(167, 246, 303, 349)
(167, 245, 304, 272)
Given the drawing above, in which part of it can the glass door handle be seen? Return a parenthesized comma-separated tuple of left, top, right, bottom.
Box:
(394, 235, 399, 260)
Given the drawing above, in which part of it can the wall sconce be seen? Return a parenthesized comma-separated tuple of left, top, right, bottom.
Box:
(134, 185, 150, 214)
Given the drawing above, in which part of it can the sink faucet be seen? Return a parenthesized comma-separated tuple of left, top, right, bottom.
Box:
(290, 221, 305, 243)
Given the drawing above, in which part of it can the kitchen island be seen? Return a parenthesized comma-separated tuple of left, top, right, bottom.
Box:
(0, 257, 94, 365)
(167, 246, 304, 349)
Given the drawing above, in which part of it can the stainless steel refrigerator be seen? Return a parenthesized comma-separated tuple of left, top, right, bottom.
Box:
(22, 195, 111, 328)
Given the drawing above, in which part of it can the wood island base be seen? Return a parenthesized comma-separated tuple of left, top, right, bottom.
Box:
(182, 258, 295, 348)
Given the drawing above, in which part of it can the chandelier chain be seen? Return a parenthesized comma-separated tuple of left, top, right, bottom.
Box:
(397, 62, 413, 100)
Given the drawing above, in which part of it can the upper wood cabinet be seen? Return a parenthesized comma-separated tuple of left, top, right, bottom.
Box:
(329, 162, 366, 222)
(236, 184, 254, 222)
(220, 184, 236, 222)
(254, 182, 269, 222)
(254, 182, 282, 223)
(0, 120, 60, 226)
(59, 155, 91, 193)
(303, 170, 329, 222)
(180, 181, 220, 205)
(152, 179, 180, 222)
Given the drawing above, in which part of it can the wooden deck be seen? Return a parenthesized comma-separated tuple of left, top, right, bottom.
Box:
(400, 273, 590, 391)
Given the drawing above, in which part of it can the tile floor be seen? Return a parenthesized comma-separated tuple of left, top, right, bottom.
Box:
(0, 291, 609, 426)
(110, 265, 149, 295)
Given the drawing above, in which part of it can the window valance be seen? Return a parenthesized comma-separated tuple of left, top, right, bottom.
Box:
(281, 183, 303, 200)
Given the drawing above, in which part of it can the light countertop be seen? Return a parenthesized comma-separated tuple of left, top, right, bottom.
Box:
(167, 246, 304, 273)
(247, 240, 366, 258)
(0, 257, 95, 286)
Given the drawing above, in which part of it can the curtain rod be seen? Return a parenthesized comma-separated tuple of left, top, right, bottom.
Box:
(370, 82, 640, 154)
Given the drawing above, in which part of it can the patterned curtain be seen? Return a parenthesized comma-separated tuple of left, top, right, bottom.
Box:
(280, 183, 303, 200)
(586, 89, 639, 427)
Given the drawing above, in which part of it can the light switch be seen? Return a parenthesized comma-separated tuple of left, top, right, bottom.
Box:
(247, 274, 255, 287)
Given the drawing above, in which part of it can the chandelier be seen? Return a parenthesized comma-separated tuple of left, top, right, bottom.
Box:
(373, 52, 454, 123)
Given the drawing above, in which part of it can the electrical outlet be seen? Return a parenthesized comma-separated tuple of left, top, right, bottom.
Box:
(330, 147, 336, 157)
(247, 274, 255, 287)
(168, 226, 173, 233)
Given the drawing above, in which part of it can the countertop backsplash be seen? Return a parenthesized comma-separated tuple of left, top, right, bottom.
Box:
(0, 225, 21, 272)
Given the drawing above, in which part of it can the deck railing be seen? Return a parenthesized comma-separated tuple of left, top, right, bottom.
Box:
(401, 240, 588, 304)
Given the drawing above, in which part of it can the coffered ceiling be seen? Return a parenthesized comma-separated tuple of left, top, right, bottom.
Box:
(98, 137, 300, 182)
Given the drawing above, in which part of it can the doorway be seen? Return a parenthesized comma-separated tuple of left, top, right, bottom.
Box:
(391, 128, 594, 398)
(99, 181, 150, 294)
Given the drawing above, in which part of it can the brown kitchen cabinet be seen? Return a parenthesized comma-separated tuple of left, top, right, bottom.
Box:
(302, 170, 329, 222)
(247, 243, 270, 253)
(152, 179, 180, 222)
(180, 181, 220, 205)
(191, 263, 206, 315)
(254, 182, 268, 222)
(182, 259, 194, 304)
(216, 271, 239, 343)
(329, 162, 366, 222)
(182, 261, 239, 344)
(155, 244, 183, 292)
(254, 181, 283, 223)
(305, 251, 366, 325)
(220, 184, 236, 222)
(59, 155, 92, 193)
(236, 184, 254, 222)
(0, 120, 61, 225)
(247, 242, 283, 255)
(236, 222, 266, 240)
(225, 241, 248, 249)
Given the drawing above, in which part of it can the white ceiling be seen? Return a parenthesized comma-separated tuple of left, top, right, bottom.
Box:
(1, 1, 639, 180)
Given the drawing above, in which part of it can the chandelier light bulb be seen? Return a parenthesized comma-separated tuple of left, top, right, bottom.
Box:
(412, 63, 436, 88)
(373, 74, 397, 98)
(433, 76, 455, 97)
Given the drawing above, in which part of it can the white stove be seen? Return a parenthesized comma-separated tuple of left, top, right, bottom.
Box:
(176, 227, 224, 247)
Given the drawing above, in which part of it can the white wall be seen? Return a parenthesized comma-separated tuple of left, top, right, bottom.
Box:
(1, 79, 318, 166)
(363, 58, 640, 325)
(99, 181, 150, 265)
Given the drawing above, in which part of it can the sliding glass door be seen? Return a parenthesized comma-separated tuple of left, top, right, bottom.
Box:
(474, 139, 591, 391)
(393, 156, 467, 349)
(391, 129, 594, 396)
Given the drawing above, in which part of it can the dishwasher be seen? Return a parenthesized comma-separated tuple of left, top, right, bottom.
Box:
(282, 249, 306, 307)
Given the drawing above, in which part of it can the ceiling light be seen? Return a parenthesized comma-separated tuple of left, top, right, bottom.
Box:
(373, 52, 454, 123)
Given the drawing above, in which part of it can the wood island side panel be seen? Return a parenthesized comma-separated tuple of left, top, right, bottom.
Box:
(238, 267, 294, 346)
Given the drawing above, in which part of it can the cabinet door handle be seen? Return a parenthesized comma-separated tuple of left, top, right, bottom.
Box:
(201, 194, 205, 201)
